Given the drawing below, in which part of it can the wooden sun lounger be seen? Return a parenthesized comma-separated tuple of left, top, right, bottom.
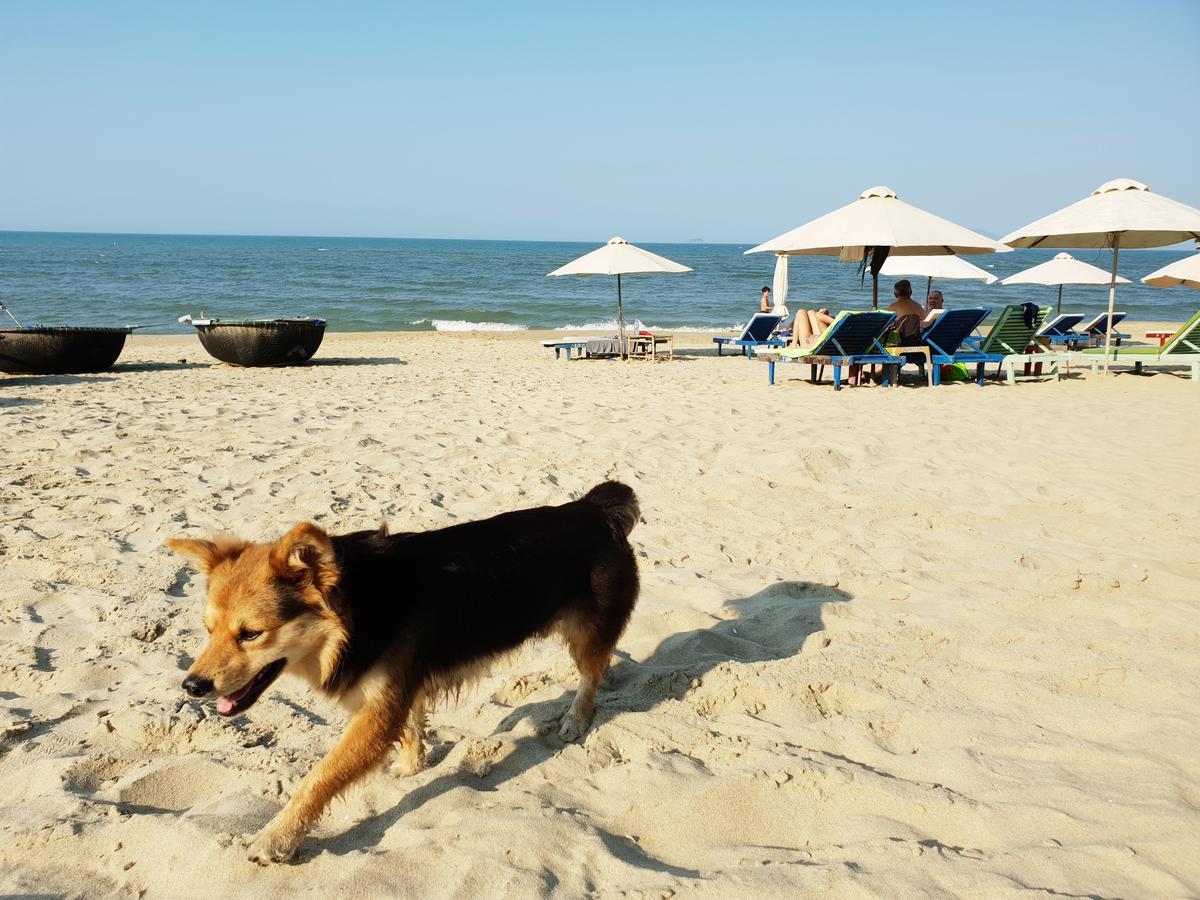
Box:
(1083, 309, 1200, 381)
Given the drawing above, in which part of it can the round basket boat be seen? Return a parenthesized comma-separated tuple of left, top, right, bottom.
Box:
(0, 326, 132, 375)
(191, 318, 327, 367)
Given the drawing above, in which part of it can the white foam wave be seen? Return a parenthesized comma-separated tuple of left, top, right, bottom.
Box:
(555, 319, 627, 331)
(429, 319, 528, 332)
(646, 324, 741, 333)
(555, 319, 736, 333)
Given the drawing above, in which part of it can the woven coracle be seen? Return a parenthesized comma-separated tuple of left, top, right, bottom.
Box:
(0, 326, 131, 375)
(192, 318, 327, 367)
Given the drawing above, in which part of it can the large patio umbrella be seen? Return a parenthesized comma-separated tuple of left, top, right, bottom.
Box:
(1000, 178, 1200, 371)
(1142, 252, 1200, 290)
(548, 237, 691, 358)
(999, 252, 1130, 314)
(880, 253, 997, 302)
(746, 186, 1009, 309)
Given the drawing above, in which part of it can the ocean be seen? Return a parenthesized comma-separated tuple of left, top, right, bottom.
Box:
(1, 231, 1195, 333)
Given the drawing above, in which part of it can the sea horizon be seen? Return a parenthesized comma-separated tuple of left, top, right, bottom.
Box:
(2, 229, 1195, 334)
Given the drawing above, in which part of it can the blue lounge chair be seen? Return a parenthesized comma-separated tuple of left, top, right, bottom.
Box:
(713, 313, 786, 356)
(917, 307, 995, 386)
(1079, 311, 1130, 347)
(755, 310, 899, 389)
(1037, 313, 1090, 349)
(928, 304, 1069, 384)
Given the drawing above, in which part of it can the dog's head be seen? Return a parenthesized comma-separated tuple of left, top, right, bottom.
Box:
(166, 523, 348, 716)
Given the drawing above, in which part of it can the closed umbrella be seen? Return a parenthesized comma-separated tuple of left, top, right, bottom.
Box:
(1001, 179, 1200, 371)
(1142, 252, 1200, 290)
(880, 253, 997, 302)
(746, 186, 1009, 309)
(548, 237, 691, 358)
(999, 252, 1130, 314)
(772, 254, 789, 312)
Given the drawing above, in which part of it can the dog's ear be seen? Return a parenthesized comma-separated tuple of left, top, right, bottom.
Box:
(165, 536, 248, 574)
(270, 523, 339, 595)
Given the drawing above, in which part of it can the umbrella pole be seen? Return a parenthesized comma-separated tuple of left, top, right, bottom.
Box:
(872, 272, 878, 310)
(1057, 284, 1063, 315)
(1102, 235, 1120, 375)
(617, 273, 626, 360)
(926, 276, 932, 303)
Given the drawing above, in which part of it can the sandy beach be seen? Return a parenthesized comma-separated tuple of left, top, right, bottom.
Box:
(2, 329, 1199, 898)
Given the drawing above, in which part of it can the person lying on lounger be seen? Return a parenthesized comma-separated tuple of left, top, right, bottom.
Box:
(788, 308, 837, 347)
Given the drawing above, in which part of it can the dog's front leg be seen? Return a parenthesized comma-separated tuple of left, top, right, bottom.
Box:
(247, 696, 406, 864)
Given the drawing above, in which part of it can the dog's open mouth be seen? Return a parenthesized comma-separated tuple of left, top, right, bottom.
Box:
(215, 658, 286, 716)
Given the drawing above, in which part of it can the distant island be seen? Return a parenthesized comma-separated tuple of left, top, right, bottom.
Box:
(685, 238, 706, 243)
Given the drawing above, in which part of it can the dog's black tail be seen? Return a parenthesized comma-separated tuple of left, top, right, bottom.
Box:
(582, 481, 640, 538)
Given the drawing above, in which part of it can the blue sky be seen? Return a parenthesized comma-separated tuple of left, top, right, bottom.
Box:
(1, 1, 1197, 242)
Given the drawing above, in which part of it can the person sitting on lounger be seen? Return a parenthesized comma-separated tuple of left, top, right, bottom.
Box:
(888, 279, 925, 319)
(885, 279, 926, 345)
(925, 289, 945, 317)
(788, 308, 837, 347)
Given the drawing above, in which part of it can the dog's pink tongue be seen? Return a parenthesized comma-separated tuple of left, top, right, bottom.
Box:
(216, 695, 236, 715)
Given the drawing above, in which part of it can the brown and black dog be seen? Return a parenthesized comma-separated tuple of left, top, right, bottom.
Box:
(166, 481, 639, 863)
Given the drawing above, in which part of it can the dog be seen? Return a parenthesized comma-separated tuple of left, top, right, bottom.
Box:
(166, 481, 639, 863)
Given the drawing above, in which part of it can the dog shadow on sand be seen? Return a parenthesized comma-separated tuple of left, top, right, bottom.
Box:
(302, 579, 851, 870)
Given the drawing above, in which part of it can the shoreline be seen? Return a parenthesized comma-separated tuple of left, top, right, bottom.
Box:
(124, 319, 1188, 349)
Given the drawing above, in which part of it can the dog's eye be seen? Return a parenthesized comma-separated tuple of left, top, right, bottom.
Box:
(237, 629, 263, 643)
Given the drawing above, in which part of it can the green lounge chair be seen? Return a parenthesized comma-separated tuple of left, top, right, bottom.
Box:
(977, 304, 1071, 383)
(1082, 309, 1200, 381)
(755, 310, 899, 390)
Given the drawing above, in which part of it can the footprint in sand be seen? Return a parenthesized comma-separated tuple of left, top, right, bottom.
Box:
(101, 757, 240, 813)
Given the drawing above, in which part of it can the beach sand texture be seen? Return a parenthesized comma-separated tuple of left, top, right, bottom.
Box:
(2, 332, 1198, 898)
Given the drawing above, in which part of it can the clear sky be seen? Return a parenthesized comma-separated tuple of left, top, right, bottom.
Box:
(1, 1, 1197, 243)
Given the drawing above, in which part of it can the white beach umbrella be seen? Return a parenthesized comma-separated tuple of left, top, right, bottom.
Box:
(772, 254, 789, 311)
(1001, 179, 1200, 369)
(746, 186, 1009, 309)
(547, 236, 691, 357)
(1142, 252, 1200, 290)
(880, 253, 997, 301)
(999, 252, 1131, 313)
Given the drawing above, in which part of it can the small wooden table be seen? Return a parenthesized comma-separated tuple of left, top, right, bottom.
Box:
(626, 334, 674, 361)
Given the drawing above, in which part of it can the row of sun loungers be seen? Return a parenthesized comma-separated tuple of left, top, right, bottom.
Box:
(539, 306, 1198, 386)
(1037, 311, 1130, 349)
(752, 304, 1199, 389)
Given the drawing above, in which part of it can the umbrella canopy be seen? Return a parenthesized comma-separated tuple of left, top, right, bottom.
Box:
(547, 237, 691, 357)
(999, 252, 1130, 313)
(1142, 253, 1200, 290)
(746, 186, 1009, 257)
(746, 186, 1009, 308)
(772, 255, 789, 311)
(881, 254, 997, 283)
(999, 252, 1128, 286)
(880, 254, 996, 301)
(1001, 179, 1200, 250)
(1000, 179, 1200, 369)
(547, 236, 692, 278)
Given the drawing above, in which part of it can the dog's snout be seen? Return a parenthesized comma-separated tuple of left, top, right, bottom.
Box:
(182, 675, 214, 698)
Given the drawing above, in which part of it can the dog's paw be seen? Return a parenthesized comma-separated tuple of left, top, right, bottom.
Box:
(557, 714, 590, 743)
(390, 744, 426, 777)
(245, 823, 303, 865)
